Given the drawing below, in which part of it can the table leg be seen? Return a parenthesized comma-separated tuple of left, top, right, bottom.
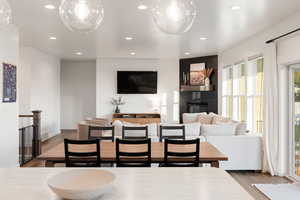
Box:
(45, 160, 55, 167)
(211, 161, 219, 168)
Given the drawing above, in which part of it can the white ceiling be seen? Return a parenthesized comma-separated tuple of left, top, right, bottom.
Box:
(8, 0, 300, 60)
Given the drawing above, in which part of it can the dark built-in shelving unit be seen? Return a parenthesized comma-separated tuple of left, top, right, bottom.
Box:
(179, 55, 218, 123)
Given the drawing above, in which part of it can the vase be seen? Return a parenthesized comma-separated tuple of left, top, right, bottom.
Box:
(204, 77, 210, 90)
(205, 77, 210, 87)
(115, 105, 120, 113)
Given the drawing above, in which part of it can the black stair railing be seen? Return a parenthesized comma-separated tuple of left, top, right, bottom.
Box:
(19, 110, 42, 166)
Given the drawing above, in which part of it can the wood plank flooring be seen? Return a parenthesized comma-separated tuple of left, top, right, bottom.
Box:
(24, 131, 292, 200)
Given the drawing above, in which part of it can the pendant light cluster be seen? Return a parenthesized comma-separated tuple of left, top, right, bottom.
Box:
(0, 0, 12, 28)
(152, 0, 196, 34)
(59, 0, 104, 33)
(0, 0, 197, 34)
(58, 0, 197, 34)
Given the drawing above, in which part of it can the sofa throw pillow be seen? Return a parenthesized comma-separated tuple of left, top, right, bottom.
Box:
(182, 112, 207, 124)
(231, 120, 247, 135)
(212, 115, 231, 124)
(197, 114, 213, 124)
(201, 124, 237, 136)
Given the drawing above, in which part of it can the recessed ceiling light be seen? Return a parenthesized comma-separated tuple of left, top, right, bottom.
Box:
(75, 52, 83, 55)
(45, 4, 56, 10)
(137, 4, 148, 10)
(231, 6, 241, 11)
(125, 37, 133, 41)
(200, 37, 207, 40)
(130, 52, 136, 55)
(49, 37, 57, 40)
(185, 52, 190, 55)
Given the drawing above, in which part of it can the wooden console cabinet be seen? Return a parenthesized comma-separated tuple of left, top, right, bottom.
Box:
(112, 113, 161, 124)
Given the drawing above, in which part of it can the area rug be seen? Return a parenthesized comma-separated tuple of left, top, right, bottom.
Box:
(253, 183, 300, 200)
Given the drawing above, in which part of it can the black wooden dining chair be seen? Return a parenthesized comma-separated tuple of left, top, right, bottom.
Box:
(116, 138, 151, 167)
(64, 139, 101, 167)
(159, 125, 185, 142)
(88, 126, 115, 142)
(122, 126, 148, 140)
(161, 138, 200, 167)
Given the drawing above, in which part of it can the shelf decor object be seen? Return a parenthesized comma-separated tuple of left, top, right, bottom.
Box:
(48, 169, 115, 200)
(59, 0, 104, 33)
(111, 96, 125, 113)
(0, 0, 11, 28)
(152, 0, 197, 34)
(203, 67, 214, 90)
(2, 63, 16, 103)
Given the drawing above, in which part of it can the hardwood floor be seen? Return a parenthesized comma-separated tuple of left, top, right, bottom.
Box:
(24, 131, 291, 199)
(230, 171, 291, 200)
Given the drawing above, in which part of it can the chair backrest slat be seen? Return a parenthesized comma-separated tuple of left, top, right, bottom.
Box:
(88, 126, 115, 142)
(160, 125, 185, 142)
(167, 152, 198, 157)
(64, 139, 101, 167)
(116, 138, 151, 167)
(163, 138, 200, 167)
(118, 152, 150, 157)
(122, 126, 148, 140)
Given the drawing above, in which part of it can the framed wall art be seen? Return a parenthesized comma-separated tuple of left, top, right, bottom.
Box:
(190, 63, 206, 85)
(2, 63, 17, 103)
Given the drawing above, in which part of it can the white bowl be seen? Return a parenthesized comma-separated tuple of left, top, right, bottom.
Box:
(48, 169, 115, 200)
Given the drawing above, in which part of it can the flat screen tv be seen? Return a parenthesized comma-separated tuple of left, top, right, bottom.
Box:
(117, 71, 158, 94)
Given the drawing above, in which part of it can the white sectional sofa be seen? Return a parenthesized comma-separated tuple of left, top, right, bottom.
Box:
(205, 134, 262, 170)
(183, 113, 263, 171)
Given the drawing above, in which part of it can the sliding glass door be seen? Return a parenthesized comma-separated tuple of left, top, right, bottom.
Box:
(290, 65, 300, 179)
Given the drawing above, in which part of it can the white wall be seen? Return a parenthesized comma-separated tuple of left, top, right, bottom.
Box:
(219, 11, 300, 176)
(19, 47, 61, 140)
(61, 60, 96, 129)
(96, 58, 179, 122)
(0, 25, 19, 167)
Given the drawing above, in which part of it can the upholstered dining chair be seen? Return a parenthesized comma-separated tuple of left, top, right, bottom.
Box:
(161, 138, 200, 167)
(64, 139, 101, 167)
(116, 138, 151, 167)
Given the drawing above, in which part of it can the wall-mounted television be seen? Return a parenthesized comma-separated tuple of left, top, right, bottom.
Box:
(117, 71, 158, 94)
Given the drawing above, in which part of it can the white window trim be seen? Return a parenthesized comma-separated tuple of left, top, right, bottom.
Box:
(221, 57, 264, 134)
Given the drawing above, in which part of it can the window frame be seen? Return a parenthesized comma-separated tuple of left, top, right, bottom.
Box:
(221, 56, 264, 134)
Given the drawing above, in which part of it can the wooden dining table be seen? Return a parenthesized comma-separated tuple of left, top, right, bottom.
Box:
(37, 141, 228, 167)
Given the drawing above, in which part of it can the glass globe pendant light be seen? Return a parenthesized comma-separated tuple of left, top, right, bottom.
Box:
(59, 0, 104, 33)
(152, 0, 196, 34)
(0, 0, 12, 28)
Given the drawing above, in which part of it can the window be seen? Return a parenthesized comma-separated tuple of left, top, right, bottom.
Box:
(222, 57, 264, 133)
